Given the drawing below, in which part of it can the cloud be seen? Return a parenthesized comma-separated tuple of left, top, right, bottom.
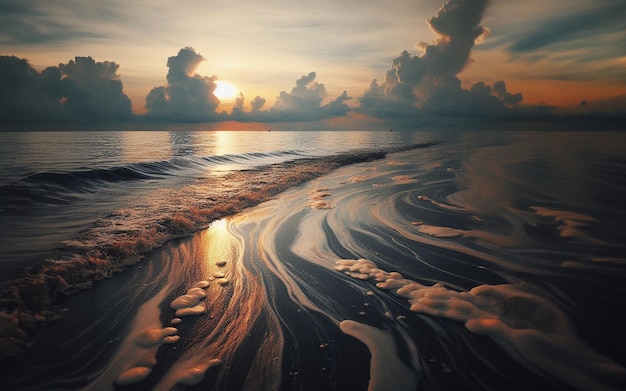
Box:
(231, 93, 246, 116)
(230, 72, 351, 122)
(508, 1, 625, 54)
(357, 0, 550, 123)
(58, 57, 133, 121)
(0, 1, 116, 45)
(250, 96, 267, 112)
(0, 55, 133, 123)
(268, 72, 351, 121)
(145, 47, 224, 122)
(482, 1, 626, 83)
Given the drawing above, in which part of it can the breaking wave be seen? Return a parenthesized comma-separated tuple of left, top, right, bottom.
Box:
(0, 141, 436, 371)
(0, 150, 308, 208)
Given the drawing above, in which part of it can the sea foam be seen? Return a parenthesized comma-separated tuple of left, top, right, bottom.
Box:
(335, 258, 626, 391)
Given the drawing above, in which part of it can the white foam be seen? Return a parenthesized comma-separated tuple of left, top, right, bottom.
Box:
(417, 225, 464, 238)
(216, 278, 230, 286)
(309, 199, 334, 209)
(175, 302, 206, 317)
(308, 188, 334, 209)
(193, 280, 211, 288)
(531, 206, 603, 244)
(390, 175, 416, 183)
(170, 284, 210, 317)
(417, 195, 465, 211)
(349, 175, 368, 183)
(115, 366, 152, 386)
(340, 320, 417, 391)
(174, 359, 223, 387)
(163, 335, 181, 344)
(335, 258, 626, 391)
(170, 287, 207, 310)
(134, 327, 179, 348)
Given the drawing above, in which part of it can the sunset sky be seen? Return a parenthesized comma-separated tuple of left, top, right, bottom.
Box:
(1, 0, 625, 129)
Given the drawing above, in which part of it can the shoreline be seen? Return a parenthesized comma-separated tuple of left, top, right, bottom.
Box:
(2, 132, 625, 390)
(0, 143, 436, 367)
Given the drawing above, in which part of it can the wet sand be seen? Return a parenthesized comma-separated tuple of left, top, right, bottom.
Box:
(3, 133, 626, 390)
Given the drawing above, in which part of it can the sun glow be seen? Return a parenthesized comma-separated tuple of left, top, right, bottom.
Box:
(214, 81, 238, 100)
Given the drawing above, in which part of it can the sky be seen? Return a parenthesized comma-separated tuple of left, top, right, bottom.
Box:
(1, 0, 625, 130)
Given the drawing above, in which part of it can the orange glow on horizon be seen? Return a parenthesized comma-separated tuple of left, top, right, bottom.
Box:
(505, 79, 626, 108)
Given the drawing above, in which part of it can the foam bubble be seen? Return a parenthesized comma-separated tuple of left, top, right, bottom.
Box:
(163, 335, 181, 344)
(308, 188, 334, 209)
(531, 206, 603, 244)
(170, 287, 207, 310)
(134, 327, 178, 348)
(335, 258, 626, 391)
(170, 283, 211, 317)
(174, 359, 223, 387)
(175, 302, 206, 317)
(349, 175, 368, 183)
(193, 280, 211, 288)
(390, 175, 416, 183)
(417, 195, 465, 211)
(417, 225, 464, 238)
(115, 366, 152, 386)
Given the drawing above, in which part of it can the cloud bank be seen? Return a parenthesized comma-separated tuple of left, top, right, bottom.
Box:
(0, 55, 132, 123)
(1, 0, 623, 129)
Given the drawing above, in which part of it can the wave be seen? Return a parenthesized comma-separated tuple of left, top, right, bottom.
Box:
(0, 149, 309, 209)
(0, 143, 436, 369)
(2, 133, 625, 390)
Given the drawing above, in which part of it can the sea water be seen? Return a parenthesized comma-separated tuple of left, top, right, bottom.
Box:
(1, 129, 625, 390)
(0, 130, 431, 279)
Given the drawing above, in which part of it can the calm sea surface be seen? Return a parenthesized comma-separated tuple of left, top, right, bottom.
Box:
(1, 129, 625, 390)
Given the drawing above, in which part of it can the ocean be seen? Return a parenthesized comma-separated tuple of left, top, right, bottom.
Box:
(1, 129, 625, 390)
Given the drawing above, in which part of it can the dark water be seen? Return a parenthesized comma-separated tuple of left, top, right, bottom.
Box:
(1, 130, 625, 390)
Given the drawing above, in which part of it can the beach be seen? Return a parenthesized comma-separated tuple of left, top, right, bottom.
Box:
(1, 130, 626, 390)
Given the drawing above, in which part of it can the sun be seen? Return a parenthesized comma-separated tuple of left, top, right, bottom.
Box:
(214, 81, 238, 100)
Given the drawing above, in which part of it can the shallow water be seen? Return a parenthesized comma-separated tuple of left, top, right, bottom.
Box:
(2, 130, 626, 390)
(0, 130, 432, 279)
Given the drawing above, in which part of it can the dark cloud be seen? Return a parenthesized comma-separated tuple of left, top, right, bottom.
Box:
(421, 79, 528, 117)
(492, 80, 522, 105)
(0, 55, 132, 123)
(58, 57, 133, 121)
(357, 0, 548, 122)
(145, 47, 224, 122)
